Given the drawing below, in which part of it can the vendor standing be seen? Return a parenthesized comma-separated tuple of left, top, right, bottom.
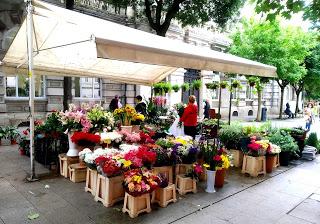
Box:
(180, 95, 198, 139)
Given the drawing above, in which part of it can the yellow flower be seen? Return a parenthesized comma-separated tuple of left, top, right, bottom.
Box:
(203, 163, 210, 169)
(103, 139, 111, 144)
(175, 138, 187, 145)
(123, 160, 132, 168)
(221, 155, 230, 169)
(132, 175, 142, 183)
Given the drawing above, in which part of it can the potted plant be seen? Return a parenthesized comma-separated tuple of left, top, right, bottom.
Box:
(268, 130, 299, 166)
(220, 81, 228, 89)
(265, 143, 281, 173)
(214, 149, 231, 188)
(231, 80, 242, 89)
(172, 84, 180, 93)
(153, 83, 164, 96)
(181, 83, 190, 92)
(202, 119, 218, 138)
(191, 79, 202, 91)
(218, 124, 244, 167)
(205, 82, 219, 90)
(162, 82, 172, 94)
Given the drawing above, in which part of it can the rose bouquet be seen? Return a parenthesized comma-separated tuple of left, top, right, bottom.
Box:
(71, 132, 101, 148)
(123, 146, 156, 169)
(247, 136, 268, 157)
(119, 130, 141, 143)
(123, 168, 159, 197)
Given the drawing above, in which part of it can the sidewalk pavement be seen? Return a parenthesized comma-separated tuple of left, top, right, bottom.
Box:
(1, 144, 320, 224)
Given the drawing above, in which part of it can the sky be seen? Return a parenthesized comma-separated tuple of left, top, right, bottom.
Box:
(240, 2, 312, 31)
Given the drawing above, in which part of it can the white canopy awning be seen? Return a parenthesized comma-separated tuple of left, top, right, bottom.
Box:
(1, 0, 276, 86)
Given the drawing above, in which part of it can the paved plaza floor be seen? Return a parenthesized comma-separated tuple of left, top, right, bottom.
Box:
(0, 144, 320, 224)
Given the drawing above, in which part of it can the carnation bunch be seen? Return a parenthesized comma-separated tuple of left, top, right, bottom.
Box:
(71, 132, 101, 146)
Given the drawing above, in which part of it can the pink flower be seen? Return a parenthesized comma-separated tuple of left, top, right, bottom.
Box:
(81, 119, 92, 133)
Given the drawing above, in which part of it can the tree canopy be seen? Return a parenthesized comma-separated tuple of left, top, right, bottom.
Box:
(305, 44, 320, 99)
(255, 0, 320, 28)
(102, 0, 245, 36)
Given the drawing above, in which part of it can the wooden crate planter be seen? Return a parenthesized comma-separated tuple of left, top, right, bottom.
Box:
(58, 153, 79, 178)
(94, 174, 124, 207)
(151, 184, 177, 207)
(85, 168, 98, 196)
(241, 155, 266, 177)
(273, 154, 280, 168)
(152, 166, 173, 183)
(122, 192, 151, 218)
(175, 175, 197, 195)
(68, 163, 87, 183)
(230, 149, 243, 168)
(175, 164, 192, 176)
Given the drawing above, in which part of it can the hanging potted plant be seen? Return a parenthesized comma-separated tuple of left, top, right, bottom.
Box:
(220, 81, 228, 89)
(162, 82, 172, 94)
(231, 80, 241, 89)
(172, 84, 180, 92)
(191, 79, 202, 91)
(205, 82, 219, 90)
(181, 83, 190, 92)
(153, 83, 163, 96)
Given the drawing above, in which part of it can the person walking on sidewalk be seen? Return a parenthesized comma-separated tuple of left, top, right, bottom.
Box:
(305, 102, 314, 131)
(180, 95, 198, 139)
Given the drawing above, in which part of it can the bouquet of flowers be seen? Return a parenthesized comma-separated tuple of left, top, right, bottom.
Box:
(71, 132, 101, 147)
(119, 130, 141, 143)
(114, 105, 137, 126)
(100, 131, 123, 146)
(123, 146, 156, 168)
(267, 143, 281, 154)
(185, 163, 205, 181)
(119, 144, 139, 154)
(123, 168, 159, 197)
(247, 136, 269, 157)
(87, 105, 114, 132)
(132, 113, 145, 125)
(139, 131, 155, 144)
(59, 104, 92, 133)
(213, 153, 231, 170)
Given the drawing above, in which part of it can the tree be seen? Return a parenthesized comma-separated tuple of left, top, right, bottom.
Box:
(304, 44, 320, 100)
(255, 0, 320, 27)
(229, 19, 283, 121)
(229, 19, 313, 119)
(103, 0, 245, 36)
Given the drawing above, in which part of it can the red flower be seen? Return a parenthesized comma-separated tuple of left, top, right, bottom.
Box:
(95, 156, 108, 166)
(247, 141, 261, 151)
(194, 164, 203, 175)
(102, 158, 121, 177)
(213, 155, 222, 161)
(23, 129, 29, 136)
(136, 146, 156, 165)
(71, 132, 101, 145)
(139, 132, 155, 144)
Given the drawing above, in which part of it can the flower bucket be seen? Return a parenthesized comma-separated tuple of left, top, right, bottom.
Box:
(266, 155, 276, 173)
(215, 169, 225, 188)
(121, 126, 133, 133)
(67, 132, 79, 157)
(205, 170, 216, 193)
(279, 151, 290, 166)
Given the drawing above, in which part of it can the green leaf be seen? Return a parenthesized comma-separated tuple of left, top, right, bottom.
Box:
(28, 212, 40, 220)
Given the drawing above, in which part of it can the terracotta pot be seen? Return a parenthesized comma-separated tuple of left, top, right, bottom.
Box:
(215, 169, 225, 188)
(266, 155, 276, 173)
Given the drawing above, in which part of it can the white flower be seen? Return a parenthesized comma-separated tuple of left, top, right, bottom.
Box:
(84, 153, 94, 164)
(100, 131, 123, 143)
(270, 143, 281, 154)
(78, 148, 92, 160)
(119, 144, 139, 154)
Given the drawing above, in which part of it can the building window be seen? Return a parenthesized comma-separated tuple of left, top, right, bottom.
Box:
(246, 85, 253, 99)
(5, 75, 45, 98)
(74, 77, 101, 99)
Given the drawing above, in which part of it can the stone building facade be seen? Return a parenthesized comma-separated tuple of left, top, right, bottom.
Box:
(0, 0, 302, 126)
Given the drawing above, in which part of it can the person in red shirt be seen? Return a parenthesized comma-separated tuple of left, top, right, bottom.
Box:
(180, 95, 198, 139)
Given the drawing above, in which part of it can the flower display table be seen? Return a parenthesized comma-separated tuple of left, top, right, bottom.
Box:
(175, 175, 197, 195)
(241, 155, 266, 177)
(230, 149, 243, 168)
(94, 174, 124, 207)
(152, 166, 173, 183)
(151, 184, 177, 207)
(122, 192, 151, 218)
(85, 168, 98, 196)
(68, 163, 87, 183)
(58, 153, 79, 178)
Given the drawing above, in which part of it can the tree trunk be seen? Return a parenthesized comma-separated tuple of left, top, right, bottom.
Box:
(256, 89, 262, 121)
(295, 90, 301, 116)
(63, 0, 74, 111)
(279, 87, 285, 119)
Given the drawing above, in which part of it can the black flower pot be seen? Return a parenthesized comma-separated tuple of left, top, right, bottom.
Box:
(279, 151, 290, 166)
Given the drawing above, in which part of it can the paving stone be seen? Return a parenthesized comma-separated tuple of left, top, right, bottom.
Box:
(310, 193, 320, 202)
(276, 214, 314, 224)
(289, 199, 320, 224)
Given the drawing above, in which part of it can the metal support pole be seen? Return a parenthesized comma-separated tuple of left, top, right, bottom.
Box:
(217, 86, 222, 128)
(228, 88, 233, 125)
(26, 0, 38, 182)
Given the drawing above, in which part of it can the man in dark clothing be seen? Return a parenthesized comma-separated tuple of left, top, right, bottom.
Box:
(284, 102, 294, 118)
(135, 95, 147, 115)
(204, 99, 210, 119)
(109, 95, 120, 112)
